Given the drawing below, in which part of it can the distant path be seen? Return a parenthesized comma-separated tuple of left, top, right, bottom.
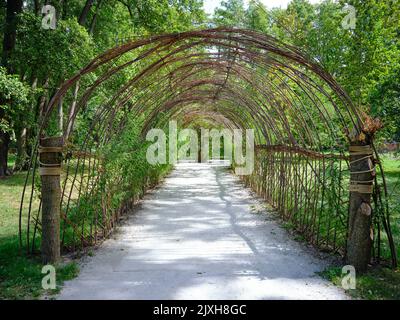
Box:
(58, 163, 348, 300)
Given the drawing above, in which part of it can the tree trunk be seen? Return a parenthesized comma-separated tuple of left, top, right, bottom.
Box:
(20, 77, 39, 168)
(346, 142, 374, 272)
(0, 0, 23, 177)
(0, 130, 10, 177)
(65, 80, 80, 138)
(40, 136, 63, 264)
(34, 0, 40, 15)
(37, 77, 49, 121)
(63, 0, 68, 18)
(89, 0, 102, 35)
(2, 0, 23, 71)
(78, 0, 95, 26)
(14, 127, 28, 171)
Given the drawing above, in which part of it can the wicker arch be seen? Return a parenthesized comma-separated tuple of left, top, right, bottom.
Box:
(19, 28, 396, 270)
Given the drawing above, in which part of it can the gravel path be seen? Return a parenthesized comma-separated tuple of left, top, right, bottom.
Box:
(58, 163, 348, 300)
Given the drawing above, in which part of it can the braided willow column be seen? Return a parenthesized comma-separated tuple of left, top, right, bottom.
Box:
(346, 142, 375, 272)
(39, 137, 63, 264)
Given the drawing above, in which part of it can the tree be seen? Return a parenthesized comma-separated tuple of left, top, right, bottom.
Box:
(214, 0, 247, 27)
(79, 0, 96, 26)
(246, 1, 270, 34)
(1, 0, 23, 71)
(0, 67, 30, 176)
(369, 66, 400, 141)
(0, 0, 23, 176)
(215, 0, 400, 143)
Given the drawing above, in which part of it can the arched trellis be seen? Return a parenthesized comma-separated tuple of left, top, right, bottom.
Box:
(19, 28, 397, 271)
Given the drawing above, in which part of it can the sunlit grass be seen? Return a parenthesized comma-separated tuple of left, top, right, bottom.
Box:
(0, 157, 78, 299)
(320, 266, 400, 300)
(380, 155, 400, 260)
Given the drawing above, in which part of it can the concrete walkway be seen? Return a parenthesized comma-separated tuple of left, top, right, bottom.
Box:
(58, 163, 348, 300)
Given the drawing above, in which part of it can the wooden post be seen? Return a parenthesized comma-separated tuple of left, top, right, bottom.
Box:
(39, 137, 63, 264)
(346, 142, 374, 272)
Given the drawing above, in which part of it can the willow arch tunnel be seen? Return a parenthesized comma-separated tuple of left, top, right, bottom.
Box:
(19, 28, 397, 271)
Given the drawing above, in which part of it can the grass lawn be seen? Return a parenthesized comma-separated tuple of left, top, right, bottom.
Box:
(382, 155, 400, 260)
(322, 154, 400, 300)
(320, 265, 400, 300)
(0, 155, 78, 300)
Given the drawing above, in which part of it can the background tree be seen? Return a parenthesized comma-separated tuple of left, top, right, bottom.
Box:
(214, 0, 247, 27)
(0, 0, 23, 176)
(213, 0, 400, 144)
(0, 0, 205, 176)
(0, 67, 31, 175)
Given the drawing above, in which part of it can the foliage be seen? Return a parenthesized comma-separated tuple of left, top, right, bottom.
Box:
(369, 66, 400, 141)
(213, 0, 400, 142)
(58, 116, 172, 249)
(0, 67, 31, 134)
(103, 117, 172, 209)
(93, 0, 206, 50)
(214, 0, 247, 27)
(13, 12, 94, 83)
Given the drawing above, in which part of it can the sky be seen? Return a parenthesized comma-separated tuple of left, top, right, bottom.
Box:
(203, 0, 321, 14)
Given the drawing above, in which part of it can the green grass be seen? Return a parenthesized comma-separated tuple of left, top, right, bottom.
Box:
(0, 237, 79, 299)
(0, 157, 79, 300)
(381, 155, 400, 203)
(320, 266, 400, 300)
(320, 155, 400, 300)
(379, 155, 400, 260)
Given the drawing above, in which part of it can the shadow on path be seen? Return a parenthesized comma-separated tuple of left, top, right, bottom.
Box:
(58, 163, 347, 300)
